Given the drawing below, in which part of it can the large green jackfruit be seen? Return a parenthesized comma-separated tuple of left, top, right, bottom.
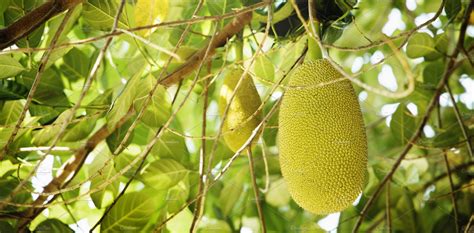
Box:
(219, 66, 263, 153)
(278, 59, 367, 214)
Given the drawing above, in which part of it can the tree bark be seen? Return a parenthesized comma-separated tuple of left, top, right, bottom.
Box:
(0, 0, 83, 50)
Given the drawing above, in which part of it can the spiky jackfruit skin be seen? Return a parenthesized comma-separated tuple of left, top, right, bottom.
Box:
(278, 59, 368, 215)
(219, 66, 263, 153)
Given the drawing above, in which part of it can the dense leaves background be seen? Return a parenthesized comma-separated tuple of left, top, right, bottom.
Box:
(0, 0, 472, 232)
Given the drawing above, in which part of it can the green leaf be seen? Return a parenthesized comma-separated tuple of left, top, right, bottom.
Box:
(406, 33, 436, 58)
(322, 24, 345, 44)
(252, 55, 275, 82)
(390, 103, 416, 145)
(31, 109, 74, 145)
(273, 36, 307, 81)
(60, 48, 91, 81)
(82, 0, 128, 30)
(197, 219, 232, 233)
(0, 55, 24, 79)
(100, 190, 166, 232)
(134, 0, 168, 37)
(3, 0, 43, 48)
(445, 0, 461, 21)
(431, 125, 471, 148)
(114, 152, 141, 178)
(134, 83, 171, 128)
(44, 6, 82, 45)
(86, 88, 113, 116)
(28, 103, 63, 125)
(107, 70, 145, 127)
(62, 116, 97, 142)
(265, 178, 291, 207)
(0, 221, 14, 233)
(15, 24, 44, 48)
(34, 219, 73, 233)
(0, 127, 14, 149)
(89, 144, 119, 209)
(166, 180, 190, 213)
(18, 68, 69, 106)
(106, 117, 134, 154)
(0, 79, 28, 100)
(207, 0, 242, 24)
(140, 159, 188, 190)
(422, 61, 444, 88)
(0, 100, 22, 125)
(0, 179, 32, 212)
(42, 46, 73, 69)
(392, 190, 417, 232)
(150, 125, 190, 166)
(0, 0, 10, 14)
(434, 33, 450, 54)
(262, 204, 289, 232)
(218, 168, 247, 216)
(393, 161, 422, 186)
(165, 208, 193, 232)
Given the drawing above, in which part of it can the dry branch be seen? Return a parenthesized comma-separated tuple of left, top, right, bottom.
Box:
(0, 0, 83, 50)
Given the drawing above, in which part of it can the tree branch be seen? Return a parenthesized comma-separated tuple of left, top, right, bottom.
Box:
(0, 0, 83, 50)
(159, 11, 253, 87)
(418, 161, 474, 192)
(352, 2, 473, 231)
(15, 107, 134, 231)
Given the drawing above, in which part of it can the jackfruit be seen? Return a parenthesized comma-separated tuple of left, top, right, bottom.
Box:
(219, 66, 263, 153)
(278, 59, 367, 214)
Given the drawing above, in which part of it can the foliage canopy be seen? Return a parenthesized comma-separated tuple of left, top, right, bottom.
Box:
(0, 0, 472, 232)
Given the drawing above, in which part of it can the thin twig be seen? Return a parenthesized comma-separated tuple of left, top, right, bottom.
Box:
(112, 0, 223, 154)
(159, 11, 253, 87)
(90, 126, 164, 232)
(190, 52, 211, 233)
(16, 107, 135, 230)
(465, 215, 474, 233)
(438, 98, 460, 233)
(203, 0, 273, 213)
(322, 0, 445, 51)
(0, 0, 126, 215)
(153, 81, 283, 233)
(0, 3, 267, 56)
(386, 180, 392, 233)
(90, 58, 189, 228)
(0, 7, 75, 158)
(259, 140, 270, 193)
(428, 183, 474, 200)
(0, 18, 217, 213)
(351, 2, 472, 230)
(0, 7, 75, 211)
(443, 151, 459, 233)
(418, 161, 474, 192)
(444, 84, 473, 157)
(247, 147, 267, 233)
(152, 48, 304, 230)
(42, 0, 126, 159)
(60, 194, 82, 232)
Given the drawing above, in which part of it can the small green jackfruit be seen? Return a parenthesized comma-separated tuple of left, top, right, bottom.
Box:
(219, 66, 263, 153)
(278, 59, 368, 214)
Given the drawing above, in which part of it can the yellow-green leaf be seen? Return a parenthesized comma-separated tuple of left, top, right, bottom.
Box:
(134, 0, 169, 37)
